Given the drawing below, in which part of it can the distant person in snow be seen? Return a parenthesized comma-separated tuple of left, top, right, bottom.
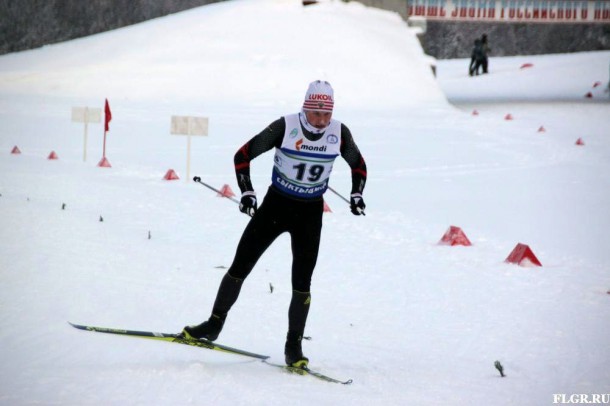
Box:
(181, 80, 367, 368)
(469, 38, 486, 76)
(481, 33, 491, 74)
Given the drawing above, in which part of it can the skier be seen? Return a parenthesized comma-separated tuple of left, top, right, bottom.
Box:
(469, 38, 485, 76)
(481, 33, 491, 74)
(182, 80, 367, 367)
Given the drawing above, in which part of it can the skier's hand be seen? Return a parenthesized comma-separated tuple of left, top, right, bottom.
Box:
(350, 193, 366, 216)
(239, 191, 257, 217)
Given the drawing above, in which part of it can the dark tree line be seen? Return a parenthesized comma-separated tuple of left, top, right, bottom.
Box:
(0, 0, 224, 55)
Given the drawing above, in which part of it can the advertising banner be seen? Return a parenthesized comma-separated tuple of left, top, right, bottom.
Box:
(408, 0, 610, 22)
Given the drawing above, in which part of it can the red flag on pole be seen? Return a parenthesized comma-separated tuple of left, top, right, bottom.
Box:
(104, 99, 112, 132)
(101, 98, 112, 161)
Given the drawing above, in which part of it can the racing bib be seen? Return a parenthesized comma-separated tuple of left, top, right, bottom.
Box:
(272, 113, 341, 198)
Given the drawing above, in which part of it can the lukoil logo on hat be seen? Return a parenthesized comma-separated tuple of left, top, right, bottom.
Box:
(303, 80, 334, 112)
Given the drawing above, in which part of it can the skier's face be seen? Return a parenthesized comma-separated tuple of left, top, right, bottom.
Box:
(305, 110, 332, 130)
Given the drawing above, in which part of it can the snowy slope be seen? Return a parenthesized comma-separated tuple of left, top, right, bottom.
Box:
(1, 0, 610, 405)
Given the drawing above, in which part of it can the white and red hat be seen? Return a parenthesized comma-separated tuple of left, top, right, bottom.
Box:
(302, 80, 334, 112)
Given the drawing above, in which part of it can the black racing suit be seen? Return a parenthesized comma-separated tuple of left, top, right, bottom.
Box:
(211, 116, 367, 335)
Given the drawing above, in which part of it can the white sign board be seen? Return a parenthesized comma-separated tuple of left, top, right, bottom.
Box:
(72, 107, 101, 123)
(170, 115, 209, 182)
(72, 106, 101, 162)
(171, 116, 208, 136)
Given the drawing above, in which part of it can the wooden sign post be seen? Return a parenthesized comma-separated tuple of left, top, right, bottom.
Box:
(170, 116, 209, 182)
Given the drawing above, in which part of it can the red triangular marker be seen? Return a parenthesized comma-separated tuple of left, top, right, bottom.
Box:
(323, 200, 332, 213)
(48, 151, 59, 160)
(163, 169, 179, 180)
(11, 146, 21, 154)
(97, 157, 112, 168)
(439, 226, 472, 246)
(505, 243, 542, 267)
(218, 184, 236, 198)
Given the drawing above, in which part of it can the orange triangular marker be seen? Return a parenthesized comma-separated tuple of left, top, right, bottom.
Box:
(163, 169, 179, 180)
(97, 157, 112, 168)
(439, 226, 472, 246)
(505, 243, 542, 267)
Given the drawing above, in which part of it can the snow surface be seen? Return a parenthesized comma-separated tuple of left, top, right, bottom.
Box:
(1, 0, 609, 405)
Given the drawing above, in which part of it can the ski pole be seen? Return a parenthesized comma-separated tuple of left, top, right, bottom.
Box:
(328, 186, 350, 204)
(328, 186, 365, 216)
(193, 176, 239, 204)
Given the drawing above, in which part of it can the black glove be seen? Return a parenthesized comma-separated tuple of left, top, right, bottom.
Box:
(350, 193, 366, 216)
(239, 192, 257, 217)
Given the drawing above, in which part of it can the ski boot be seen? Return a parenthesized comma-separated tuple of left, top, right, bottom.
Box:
(182, 314, 225, 341)
(284, 330, 309, 368)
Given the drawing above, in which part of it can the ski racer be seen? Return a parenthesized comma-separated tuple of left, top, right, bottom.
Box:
(182, 80, 367, 367)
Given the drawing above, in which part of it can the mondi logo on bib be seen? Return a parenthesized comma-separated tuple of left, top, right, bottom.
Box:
(295, 139, 327, 152)
(300, 144, 327, 152)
